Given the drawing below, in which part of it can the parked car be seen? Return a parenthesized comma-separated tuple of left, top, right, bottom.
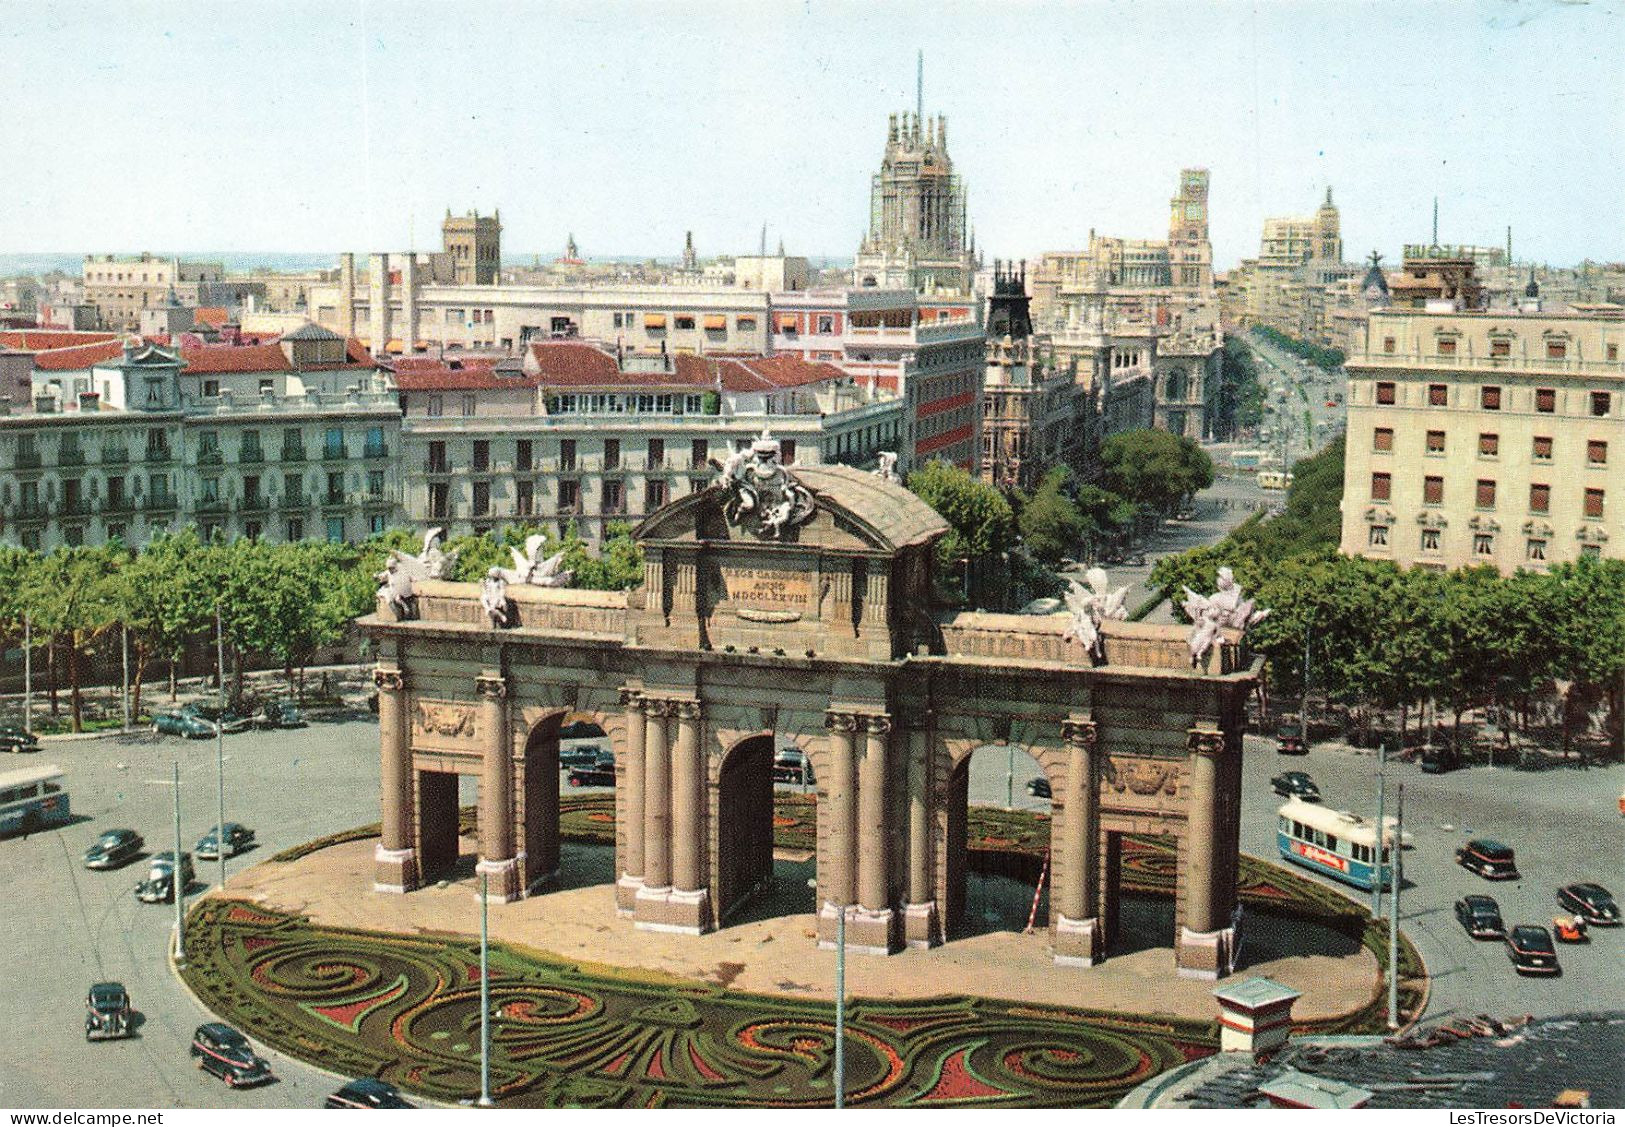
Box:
(136, 851, 195, 903)
(257, 700, 305, 729)
(1026, 776, 1052, 799)
(1456, 839, 1519, 880)
(195, 823, 255, 861)
(187, 704, 254, 734)
(1505, 925, 1560, 975)
(84, 828, 145, 870)
(567, 755, 615, 788)
(559, 744, 607, 769)
(0, 726, 40, 753)
(1557, 882, 1620, 926)
(559, 719, 603, 742)
(1420, 748, 1460, 774)
(324, 1078, 416, 1109)
(1276, 734, 1307, 755)
(1453, 894, 1505, 939)
(1270, 771, 1321, 802)
(190, 1023, 272, 1087)
(773, 748, 815, 785)
(84, 982, 133, 1041)
(153, 710, 217, 739)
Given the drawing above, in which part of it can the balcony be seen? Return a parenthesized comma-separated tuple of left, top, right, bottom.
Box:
(195, 497, 228, 513)
(363, 443, 389, 460)
(196, 448, 223, 466)
(283, 492, 309, 509)
(146, 494, 178, 512)
(324, 492, 348, 508)
(322, 444, 348, 462)
(144, 447, 174, 464)
(101, 494, 137, 515)
(100, 448, 130, 465)
(60, 497, 94, 517)
(280, 446, 308, 463)
(238, 447, 264, 464)
(57, 448, 86, 467)
(424, 459, 451, 475)
(240, 494, 271, 513)
(14, 451, 41, 470)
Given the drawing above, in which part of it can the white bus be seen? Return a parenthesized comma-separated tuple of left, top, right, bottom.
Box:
(1230, 449, 1267, 470)
(1276, 797, 1399, 892)
(1257, 471, 1294, 490)
(0, 763, 70, 837)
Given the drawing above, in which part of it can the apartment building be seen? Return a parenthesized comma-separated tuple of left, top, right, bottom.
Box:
(1340, 306, 1625, 571)
(0, 326, 401, 550)
(80, 254, 272, 330)
(395, 342, 903, 543)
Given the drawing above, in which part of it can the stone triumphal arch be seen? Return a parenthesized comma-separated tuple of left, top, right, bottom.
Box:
(362, 447, 1261, 978)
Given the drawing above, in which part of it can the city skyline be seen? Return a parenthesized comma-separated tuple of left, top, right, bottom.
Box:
(1, 1, 1620, 268)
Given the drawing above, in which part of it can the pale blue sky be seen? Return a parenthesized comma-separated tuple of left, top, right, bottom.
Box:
(2, 0, 1619, 267)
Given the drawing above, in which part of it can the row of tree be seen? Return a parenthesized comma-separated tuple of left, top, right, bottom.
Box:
(1212, 337, 1268, 438)
(1251, 324, 1347, 372)
(0, 524, 645, 732)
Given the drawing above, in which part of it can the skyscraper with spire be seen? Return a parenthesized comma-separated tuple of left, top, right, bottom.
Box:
(852, 54, 977, 294)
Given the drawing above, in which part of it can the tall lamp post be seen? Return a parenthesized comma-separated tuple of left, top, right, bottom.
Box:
(172, 761, 186, 965)
(834, 905, 846, 1109)
(478, 871, 493, 1107)
(214, 605, 227, 891)
(23, 613, 31, 735)
(1387, 782, 1405, 1030)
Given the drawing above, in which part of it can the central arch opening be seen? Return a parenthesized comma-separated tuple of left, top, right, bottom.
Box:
(523, 712, 615, 893)
(946, 742, 1051, 938)
(716, 734, 775, 921)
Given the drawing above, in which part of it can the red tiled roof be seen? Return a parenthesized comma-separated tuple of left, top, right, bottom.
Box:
(179, 343, 291, 373)
(391, 357, 528, 391)
(32, 340, 128, 370)
(525, 341, 844, 393)
(192, 306, 229, 327)
(0, 330, 118, 351)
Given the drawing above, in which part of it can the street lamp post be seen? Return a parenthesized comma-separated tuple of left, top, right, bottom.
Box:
(1372, 746, 1386, 919)
(172, 761, 186, 966)
(214, 605, 227, 891)
(835, 905, 846, 1110)
(1387, 783, 1405, 1030)
(23, 614, 31, 735)
(478, 870, 493, 1107)
(121, 625, 130, 733)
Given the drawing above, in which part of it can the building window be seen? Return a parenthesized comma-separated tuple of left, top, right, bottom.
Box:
(1480, 386, 1501, 410)
(326, 471, 344, 503)
(560, 439, 577, 471)
(817, 315, 834, 334)
(1474, 534, 1494, 557)
(1370, 472, 1391, 501)
(473, 481, 490, 516)
(604, 439, 621, 470)
(326, 517, 345, 543)
(473, 440, 489, 472)
(559, 479, 579, 512)
(1491, 338, 1511, 358)
(1582, 543, 1602, 559)
(1476, 479, 1496, 509)
(601, 479, 623, 514)
(1437, 338, 1457, 356)
(781, 438, 797, 465)
(1584, 488, 1605, 520)
(1376, 381, 1396, 405)
(1372, 427, 1395, 452)
(1533, 435, 1553, 461)
(1608, 344, 1619, 362)
(1421, 528, 1441, 552)
(1423, 476, 1444, 505)
(1527, 539, 1547, 562)
(427, 396, 443, 417)
(1426, 430, 1446, 454)
(1536, 388, 1556, 413)
(674, 315, 696, 330)
(1589, 440, 1608, 465)
(1382, 337, 1396, 354)
(427, 440, 447, 473)
(1427, 384, 1447, 407)
(646, 479, 668, 510)
(259, 378, 274, 395)
(737, 316, 757, 331)
(1478, 433, 1498, 457)
(691, 439, 708, 468)
(368, 514, 385, 535)
(1591, 391, 1611, 417)
(462, 395, 476, 417)
(1530, 483, 1550, 513)
(202, 378, 220, 397)
(324, 427, 344, 460)
(366, 470, 384, 498)
(1547, 340, 1567, 360)
(1368, 525, 1389, 547)
(516, 439, 533, 471)
(515, 480, 534, 516)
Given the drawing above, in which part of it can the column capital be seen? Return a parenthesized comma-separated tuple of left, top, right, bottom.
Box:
(675, 700, 703, 722)
(1061, 716, 1099, 749)
(825, 709, 859, 733)
(373, 667, 405, 693)
(619, 686, 642, 707)
(862, 714, 893, 736)
(645, 697, 678, 719)
(1186, 727, 1226, 757)
(476, 674, 508, 700)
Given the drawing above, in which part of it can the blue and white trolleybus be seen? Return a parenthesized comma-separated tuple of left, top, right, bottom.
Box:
(1277, 797, 1396, 891)
(0, 763, 70, 837)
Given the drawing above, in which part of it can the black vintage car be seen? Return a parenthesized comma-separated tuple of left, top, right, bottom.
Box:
(1456, 839, 1519, 880)
(195, 823, 255, 861)
(1271, 771, 1321, 802)
(1026, 776, 1052, 799)
(0, 726, 40, 753)
(1557, 882, 1620, 926)
(84, 828, 145, 870)
(559, 743, 608, 769)
(85, 982, 132, 1041)
(773, 749, 815, 786)
(1453, 894, 1505, 939)
(257, 700, 306, 730)
(324, 1078, 416, 1109)
(190, 1023, 272, 1088)
(1505, 925, 1560, 976)
(567, 754, 615, 788)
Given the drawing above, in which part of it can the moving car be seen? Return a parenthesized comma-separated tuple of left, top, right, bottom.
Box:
(1271, 771, 1321, 802)
(324, 1078, 416, 1109)
(153, 710, 217, 739)
(136, 851, 195, 903)
(187, 704, 254, 734)
(0, 726, 40, 753)
(1456, 839, 1519, 880)
(1026, 776, 1052, 799)
(773, 748, 815, 786)
(195, 823, 255, 861)
(1557, 882, 1620, 926)
(1420, 748, 1460, 774)
(567, 755, 615, 788)
(1276, 734, 1307, 755)
(190, 1023, 272, 1087)
(85, 982, 132, 1041)
(1453, 894, 1505, 939)
(1505, 925, 1560, 975)
(256, 700, 305, 729)
(83, 828, 145, 870)
(559, 744, 606, 769)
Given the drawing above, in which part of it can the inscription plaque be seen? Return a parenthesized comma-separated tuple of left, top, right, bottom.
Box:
(722, 566, 811, 618)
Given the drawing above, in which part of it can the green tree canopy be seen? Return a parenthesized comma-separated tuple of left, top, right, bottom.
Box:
(1098, 429, 1213, 514)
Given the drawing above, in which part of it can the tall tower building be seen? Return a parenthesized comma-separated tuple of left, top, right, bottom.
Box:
(1167, 168, 1214, 294)
(1315, 188, 1342, 263)
(853, 59, 975, 294)
(441, 208, 502, 285)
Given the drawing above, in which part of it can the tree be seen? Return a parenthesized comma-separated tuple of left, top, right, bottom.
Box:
(905, 461, 1017, 606)
(21, 546, 121, 732)
(569, 522, 645, 590)
(1017, 468, 1085, 566)
(1098, 429, 1212, 515)
(112, 529, 213, 715)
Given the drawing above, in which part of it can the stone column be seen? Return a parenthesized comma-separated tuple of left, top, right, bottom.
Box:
(640, 700, 671, 893)
(666, 700, 711, 932)
(615, 687, 645, 914)
(903, 719, 938, 948)
(401, 254, 419, 354)
(373, 667, 419, 893)
(474, 674, 520, 902)
(1053, 717, 1102, 966)
(851, 714, 898, 953)
(338, 253, 356, 338)
(368, 253, 391, 359)
(1178, 727, 1234, 980)
(818, 710, 857, 947)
